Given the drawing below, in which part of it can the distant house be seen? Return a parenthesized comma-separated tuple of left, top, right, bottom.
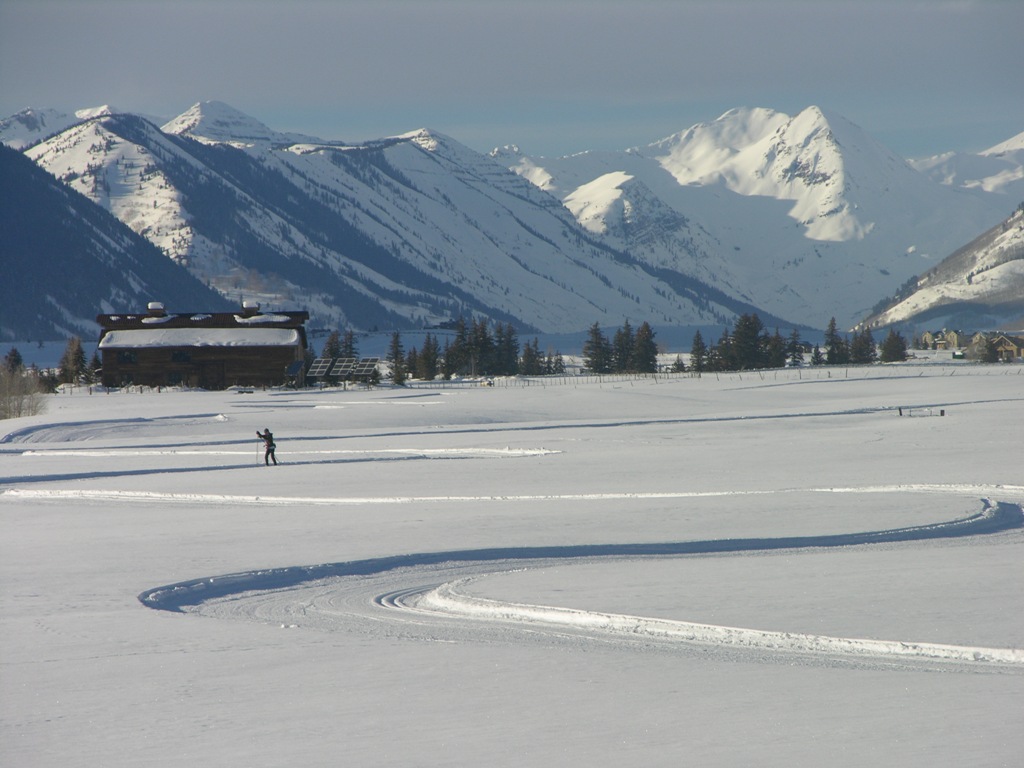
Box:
(990, 334, 1024, 362)
(96, 301, 309, 389)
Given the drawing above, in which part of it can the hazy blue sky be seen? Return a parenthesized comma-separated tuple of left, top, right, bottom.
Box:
(1, 0, 1021, 158)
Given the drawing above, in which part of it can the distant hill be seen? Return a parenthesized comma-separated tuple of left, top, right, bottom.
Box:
(863, 205, 1024, 331)
(0, 143, 232, 342)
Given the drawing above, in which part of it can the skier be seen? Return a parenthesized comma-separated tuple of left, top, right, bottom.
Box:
(257, 428, 277, 465)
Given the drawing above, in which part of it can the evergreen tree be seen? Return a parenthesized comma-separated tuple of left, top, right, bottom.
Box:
(387, 331, 406, 385)
(612, 320, 634, 373)
(444, 316, 470, 376)
(322, 330, 343, 359)
(811, 344, 826, 366)
(4, 347, 24, 373)
(850, 327, 877, 365)
(824, 317, 849, 365)
(787, 329, 804, 366)
(339, 330, 358, 359)
(632, 321, 658, 373)
(582, 322, 613, 374)
(981, 336, 1000, 363)
(86, 351, 101, 384)
(58, 337, 86, 384)
(879, 329, 909, 362)
(494, 322, 519, 376)
(731, 314, 766, 369)
(545, 351, 565, 375)
(670, 355, 687, 373)
(689, 330, 707, 373)
(520, 338, 543, 376)
(766, 328, 787, 369)
(713, 327, 733, 371)
(405, 347, 419, 379)
(441, 337, 456, 379)
(469, 317, 495, 376)
(417, 333, 440, 380)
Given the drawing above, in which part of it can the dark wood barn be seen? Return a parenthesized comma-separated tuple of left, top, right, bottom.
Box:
(96, 302, 309, 389)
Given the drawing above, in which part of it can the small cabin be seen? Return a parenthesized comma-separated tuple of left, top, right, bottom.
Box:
(96, 301, 309, 389)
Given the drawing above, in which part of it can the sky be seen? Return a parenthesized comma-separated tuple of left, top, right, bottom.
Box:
(1, 0, 1022, 159)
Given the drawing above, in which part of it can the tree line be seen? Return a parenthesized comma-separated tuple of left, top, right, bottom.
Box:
(317, 315, 566, 384)
(685, 314, 907, 373)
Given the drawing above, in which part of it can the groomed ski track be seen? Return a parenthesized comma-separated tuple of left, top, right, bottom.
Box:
(118, 485, 1024, 672)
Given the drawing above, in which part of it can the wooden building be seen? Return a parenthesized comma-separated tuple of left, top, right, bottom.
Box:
(96, 302, 309, 389)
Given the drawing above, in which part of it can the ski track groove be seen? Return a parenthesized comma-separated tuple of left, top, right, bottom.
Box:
(111, 489, 1024, 673)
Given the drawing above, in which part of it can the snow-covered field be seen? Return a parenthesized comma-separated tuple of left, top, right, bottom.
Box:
(2, 365, 1022, 767)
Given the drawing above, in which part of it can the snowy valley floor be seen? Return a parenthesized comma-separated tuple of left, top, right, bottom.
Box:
(1, 365, 1023, 766)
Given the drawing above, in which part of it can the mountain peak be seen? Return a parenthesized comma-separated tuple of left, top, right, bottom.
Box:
(162, 101, 287, 144)
(0, 107, 78, 150)
(981, 130, 1024, 157)
(75, 105, 122, 120)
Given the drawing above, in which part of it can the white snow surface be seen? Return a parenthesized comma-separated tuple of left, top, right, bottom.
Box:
(2, 365, 1023, 767)
(96, 328, 300, 348)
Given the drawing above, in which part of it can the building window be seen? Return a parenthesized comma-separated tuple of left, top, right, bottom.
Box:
(117, 351, 137, 364)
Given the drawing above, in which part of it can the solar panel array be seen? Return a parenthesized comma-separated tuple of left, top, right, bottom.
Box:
(307, 357, 381, 382)
(329, 357, 358, 377)
(307, 358, 333, 378)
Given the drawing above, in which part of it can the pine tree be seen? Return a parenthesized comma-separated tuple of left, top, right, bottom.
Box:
(582, 322, 612, 374)
(58, 337, 86, 384)
(494, 322, 519, 376)
(520, 338, 542, 376)
(689, 330, 707, 373)
(787, 329, 804, 366)
(766, 328, 787, 369)
(811, 344, 826, 365)
(824, 317, 849, 365)
(4, 347, 24, 373)
(469, 317, 494, 376)
(387, 332, 406, 385)
(339, 330, 358, 359)
(545, 351, 565, 374)
(612, 320, 634, 373)
(731, 314, 766, 369)
(850, 327, 877, 364)
(879, 329, 908, 362)
(714, 328, 733, 371)
(417, 333, 440, 380)
(405, 347, 419, 379)
(632, 322, 658, 373)
(322, 330, 342, 359)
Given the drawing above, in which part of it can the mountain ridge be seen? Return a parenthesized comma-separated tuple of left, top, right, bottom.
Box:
(3, 101, 1020, 341)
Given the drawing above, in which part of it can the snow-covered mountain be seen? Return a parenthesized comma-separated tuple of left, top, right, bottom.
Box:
(0, 107, 81, 150)
(499, 107, 1015, 329)
(8, 102, 767, 338)
(863, 205, 1024, 330)
(3, 101, 1020, 340)
(910, 131, 1024, 198)
(161, 100, 322, 147)
(0, 143, 231, 342)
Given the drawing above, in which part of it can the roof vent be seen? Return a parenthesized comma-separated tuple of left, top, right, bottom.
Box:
(241, 300, 261, 317)
(147, 301, 166, 317)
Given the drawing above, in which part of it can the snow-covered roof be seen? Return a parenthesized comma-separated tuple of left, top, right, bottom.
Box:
(98, 328, 300, 349)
